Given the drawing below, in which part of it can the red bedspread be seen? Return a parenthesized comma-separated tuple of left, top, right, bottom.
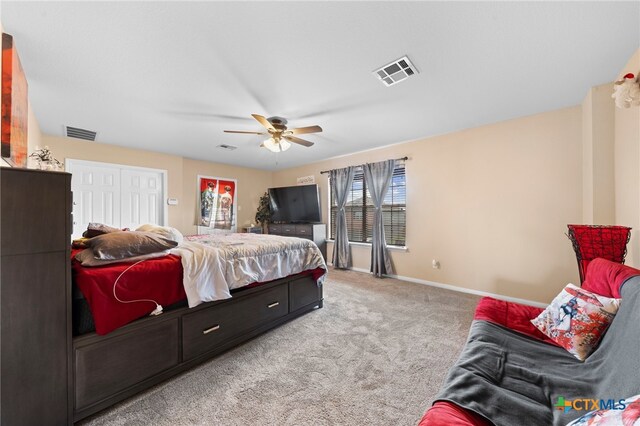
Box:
(72, 250, 186, 335)
(72, 249, 326, 335)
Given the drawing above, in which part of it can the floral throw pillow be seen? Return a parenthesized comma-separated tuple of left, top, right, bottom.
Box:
(530, 284, 620, 361)
(566, 394, 640, 425)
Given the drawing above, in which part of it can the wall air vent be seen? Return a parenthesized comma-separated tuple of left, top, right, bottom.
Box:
(217, 144, 237, 151)
(373, 55, 418, 87)
(65, 126, 97, 141)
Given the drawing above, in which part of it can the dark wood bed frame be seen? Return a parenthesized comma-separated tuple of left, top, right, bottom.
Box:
(0, 168, 323, 425)
(73, 273, 323, 423)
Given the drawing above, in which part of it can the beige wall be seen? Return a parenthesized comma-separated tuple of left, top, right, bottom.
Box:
(582, 89, 593, 221)
(614, 49, 640, 267)
(27, 102, 42, 155)
(42, 135, 272, 235)
(582, 83, 615, 224)
(273, 107, 583, 303)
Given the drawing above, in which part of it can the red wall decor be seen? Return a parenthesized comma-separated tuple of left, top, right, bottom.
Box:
(197, 175, 237, 231)
(1, 33, 28, 167)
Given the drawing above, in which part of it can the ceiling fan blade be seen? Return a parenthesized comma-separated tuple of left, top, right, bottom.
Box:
(286, 125, 323, 135)
(251, 114, 276, 132)
(224, 130, 267, 135)
(284, 136, 314, 147)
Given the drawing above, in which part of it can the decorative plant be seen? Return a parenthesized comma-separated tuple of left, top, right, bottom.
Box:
(29, 146, 63, 170)
(255, 192, 271, 232)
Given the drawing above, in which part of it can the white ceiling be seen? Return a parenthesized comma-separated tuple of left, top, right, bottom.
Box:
(2, 1, 639, 171)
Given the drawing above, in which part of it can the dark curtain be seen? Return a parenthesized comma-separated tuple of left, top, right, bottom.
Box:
(363, 159, 395, 276)
(330, 167, 355, 268)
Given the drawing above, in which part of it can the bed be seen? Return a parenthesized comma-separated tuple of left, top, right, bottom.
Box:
(72, 232, 327, 422)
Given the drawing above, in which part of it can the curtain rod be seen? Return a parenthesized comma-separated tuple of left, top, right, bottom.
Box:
(319, 156, 408, 175)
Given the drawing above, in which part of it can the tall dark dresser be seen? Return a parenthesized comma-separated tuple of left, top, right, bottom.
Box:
(0, 168, 72, 425)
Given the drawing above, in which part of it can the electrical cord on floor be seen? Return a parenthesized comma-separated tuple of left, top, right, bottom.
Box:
(113, 259, 163, 316)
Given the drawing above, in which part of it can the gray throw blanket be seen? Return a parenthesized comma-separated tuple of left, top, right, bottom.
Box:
(435, 276, 640, 426)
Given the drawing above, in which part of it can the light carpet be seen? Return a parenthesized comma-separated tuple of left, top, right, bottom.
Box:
(81, 269, 480, 426)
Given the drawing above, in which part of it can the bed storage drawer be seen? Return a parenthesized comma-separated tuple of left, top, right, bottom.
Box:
(289, 275, 322, 312)
(182, 284, 289, 361)
(74, 318, 179, 410)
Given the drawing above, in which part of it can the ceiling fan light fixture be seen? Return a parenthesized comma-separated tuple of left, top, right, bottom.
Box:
(279, 139, 291, 152)
(226, 114, 320, 152)
(263, 137, 279, 152)
(263, 137, 292, 153)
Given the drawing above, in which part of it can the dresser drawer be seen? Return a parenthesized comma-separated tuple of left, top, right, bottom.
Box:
(182, 284, 289, 360)
(280, 224, 296, 235)
(268, 224, 283, 234)
(295, 225, 312, 238)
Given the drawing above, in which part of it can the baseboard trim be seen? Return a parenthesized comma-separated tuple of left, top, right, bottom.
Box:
(327, 263, 548, 308)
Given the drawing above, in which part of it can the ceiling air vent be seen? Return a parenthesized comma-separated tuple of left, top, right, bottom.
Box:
(373, 56, 418, 87)
(65, 126, 97, 141)
(217, 144, 237, 151)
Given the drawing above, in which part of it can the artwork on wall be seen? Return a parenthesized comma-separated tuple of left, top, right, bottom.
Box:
(1, 33, 28, 167)
(197, 175, 237, 231)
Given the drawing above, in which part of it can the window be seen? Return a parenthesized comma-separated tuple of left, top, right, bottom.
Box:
(330, 163, 406, 246)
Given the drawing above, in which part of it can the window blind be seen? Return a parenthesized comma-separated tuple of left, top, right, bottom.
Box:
(329, 163, 406, 246)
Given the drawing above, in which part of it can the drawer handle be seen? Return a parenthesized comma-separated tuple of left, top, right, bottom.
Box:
(267, 302, 280, 308)
(203, 325, 220, 335)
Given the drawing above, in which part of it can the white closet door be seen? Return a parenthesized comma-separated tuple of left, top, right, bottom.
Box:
(67, 159, 167, 238)
(120, 169, 164, 230)
(68, 162, 121, 238)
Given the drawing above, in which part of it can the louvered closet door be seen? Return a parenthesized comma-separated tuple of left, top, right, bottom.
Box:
(120, 169, 164, 230)
(69, 163, 121, 238)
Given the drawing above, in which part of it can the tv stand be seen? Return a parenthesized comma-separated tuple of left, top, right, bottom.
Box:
(268, 223, 326, 261)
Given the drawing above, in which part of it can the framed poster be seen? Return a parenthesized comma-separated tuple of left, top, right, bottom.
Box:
(197, 175, 237, 231)
(1, 33, 28, 167)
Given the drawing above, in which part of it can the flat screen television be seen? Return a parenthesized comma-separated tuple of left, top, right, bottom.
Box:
(268, 184, 321, 223)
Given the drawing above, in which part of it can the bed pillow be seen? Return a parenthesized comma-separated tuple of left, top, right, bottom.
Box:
(566, 393, 640, 425)
(530, 284, 620, 361)
(135, 224, 184, 244)
(82, 222, 126, 238)
(72, 237, 91, 249)
(75, 248, 171, 267)
(87, 231, 178, 260)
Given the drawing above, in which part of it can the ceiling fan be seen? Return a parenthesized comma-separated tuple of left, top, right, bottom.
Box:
(224, 114, 322, 153)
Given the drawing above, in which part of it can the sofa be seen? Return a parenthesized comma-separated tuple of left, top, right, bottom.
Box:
(420, 258, 640, 426)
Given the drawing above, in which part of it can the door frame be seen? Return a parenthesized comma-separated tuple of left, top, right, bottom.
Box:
(65, 158, 169, 228)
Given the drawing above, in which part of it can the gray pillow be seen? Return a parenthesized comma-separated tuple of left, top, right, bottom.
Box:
(82, 222, 125, 238)
(87, 231, 178, 260)
(75, 248, 171, 267)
